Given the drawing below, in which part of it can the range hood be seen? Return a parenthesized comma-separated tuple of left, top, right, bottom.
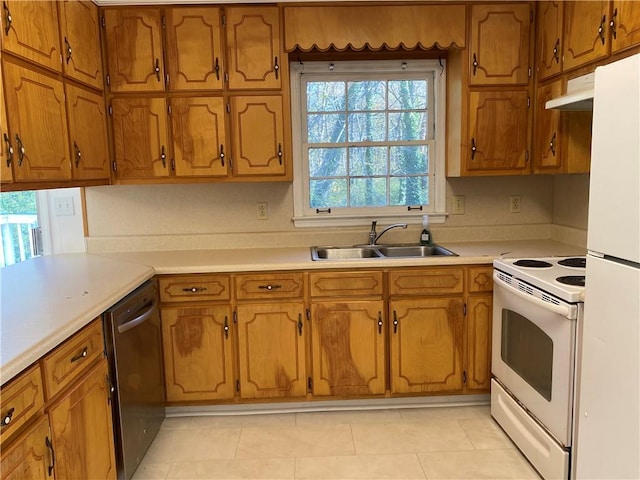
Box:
(545, 73, 594, 111)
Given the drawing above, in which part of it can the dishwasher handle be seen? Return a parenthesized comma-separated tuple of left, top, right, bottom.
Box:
(117, 299, 158, 334)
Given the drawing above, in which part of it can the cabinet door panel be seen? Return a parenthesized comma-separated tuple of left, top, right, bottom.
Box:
(467, 295, 492, 392)
(467, 90, 529, 174)
(0, 62, 13, 184)
(1, 0, 62, 72)
(0, 415, 51, 480)
(66, 84, 110, 180)
(0, 365, 44, 446)
(171, 97, 228, 177)
(166, 7, 224, 91)
(230, 95, 285, 176)
(162, 306, 235, 402)
(389, 298, 464, 394)
(469, 4, 531, 85)
(110, 97, 170, 178)
(563, 1, 610, 71)
(534, 80, 562, 173)
(3, 60, 71, 182)
(311, 301, 386, 396)
(610, 1, 640, 54)
(58, 0, 103, 90)
(236, 303, 306, 399)
(103, 8, 164, 92)
(536, 1, 563, 81)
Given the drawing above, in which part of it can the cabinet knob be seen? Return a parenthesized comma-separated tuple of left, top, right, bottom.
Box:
(15, 134, 25, 166)
(598, 15, 606, 45)
(154, 58, 161, 81)
(70, 346, 88, 363)
(73, 141, 82, 167)
(219, 145, 225, 167)
(472, 53, 479, 75)
(552, 38, 560, 64)
(470, 138, 477, 160)
(3, 3, 12, 36)
(1, 407, 15, 427)
(610, 8, 618, 39)
(3, 133, 13, 167)
(64, 37, 72, 64)
(274, 56, 279, 80)
(549, 132, 556, 157)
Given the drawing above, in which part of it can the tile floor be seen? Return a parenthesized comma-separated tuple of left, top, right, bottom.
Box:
(133, 405, 542, 480)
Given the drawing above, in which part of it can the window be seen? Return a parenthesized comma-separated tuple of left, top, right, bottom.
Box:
(0, 191, 40, 267)
(291, 60, 446, 227)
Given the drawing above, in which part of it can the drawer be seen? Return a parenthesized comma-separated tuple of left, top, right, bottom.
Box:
(41, 318, 104, 400)
(467, 266, 494, 293)
(159, 275, 231, 303)
(235, 273, 304, 300)
(309, 270, 383, 297)
(0, 364, 45, 445)
(389, 267, 464, 296)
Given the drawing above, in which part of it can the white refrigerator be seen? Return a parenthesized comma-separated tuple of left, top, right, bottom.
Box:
(574, 53, 640, 479)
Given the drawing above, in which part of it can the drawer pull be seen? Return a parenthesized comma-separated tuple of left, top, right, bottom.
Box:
(70, 346, 88, 363)
(1, 407, 15, 427)
(258, 284, 282, 291)
(377, 312, 383, 334)
(223, 316, 229, 339)
(46, 436, 56, 476)
(183, 286, 207, 293)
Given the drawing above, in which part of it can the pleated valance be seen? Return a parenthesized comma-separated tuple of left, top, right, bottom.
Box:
(283, 4, 466, 52)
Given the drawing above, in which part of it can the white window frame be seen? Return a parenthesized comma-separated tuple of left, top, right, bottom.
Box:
(290, 59, 447, 228)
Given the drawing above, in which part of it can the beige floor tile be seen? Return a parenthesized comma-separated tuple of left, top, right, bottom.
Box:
(296, 409, 402, 425)
(352, 421, 475, 454)
(166, 458, 295, 479)
(295, 453, 427, 479)
(459, 417, 516, 450)
(132, 461, 171, 480)
(161, 416, 192, 430)
(143, 427, 241, 463)
(400, 405, 490, 423)
(418, 449, 541, 479)
(188, 413, 297, 429)
(235, 424, 355, 458)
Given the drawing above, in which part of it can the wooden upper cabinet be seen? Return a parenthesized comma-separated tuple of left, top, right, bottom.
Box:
(533, 80, 562, 173)
(66, 84, 110, 180)
(610, 1, 640, 54)
(230, 95, 286, 177)
(225, 6, 281, 90)
(536, 1, 564, 81)
(171, 96, 228, 177)
(0, 64, 13, 184)
(0, 0, 62, 72)
(2, 60, 71, 182)
(469, 4, 532, 85)
(103, 8, 164, 93)
(110, 97, 170, 178)
(467, 90, 530, 175)
(563, 1, 610, 72)
(58, 0, 103, 90)
(166, 7, 224, 91)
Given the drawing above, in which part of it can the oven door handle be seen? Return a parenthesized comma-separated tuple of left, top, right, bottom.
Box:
(493, 272, 576, 320)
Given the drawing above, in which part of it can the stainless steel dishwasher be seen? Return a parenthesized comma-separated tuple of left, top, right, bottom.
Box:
(104, 279, 165, 480)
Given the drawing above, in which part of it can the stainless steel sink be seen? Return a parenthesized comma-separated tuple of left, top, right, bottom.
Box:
(310, 244, 457, 261)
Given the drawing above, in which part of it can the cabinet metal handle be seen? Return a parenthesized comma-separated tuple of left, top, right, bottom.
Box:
(73, 141, 82, 167)
(3, 2, 11, 36)
(215, 57, 220, 80)
(46, 436, 55, 476)
(3, 132, 13, 166)
(274, 56, 279, 79)
(15, 134, 25, 166)
(298, 313, 303, 336)
(393, 310, 398, 334)
(64, 37, 72, 64)
(160, 145, 166, 167)
(472, 53, 479, 75)
(552, 38, 560, 64)
(471, 138, 477, 160)
(598, 15, 606, 45)
(223, 316, 229, 339)
(154, 58, 161, 81)
(277, 143, 283, 165)
(70, 346, 88, 363)
(549, 132, 556, 157)
(182, 286, 206, 293)
(610, 8, 618, 39)
(1, 407, 14, 427)
(377, 312, 383, 334)
(219, 145, 225, 167)
(258, 284, 282, 291)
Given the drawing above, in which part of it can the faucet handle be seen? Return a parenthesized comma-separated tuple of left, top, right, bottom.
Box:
(370, 220, 377, 230)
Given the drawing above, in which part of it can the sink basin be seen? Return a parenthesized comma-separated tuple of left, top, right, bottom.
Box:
(310, 244, 457, 261)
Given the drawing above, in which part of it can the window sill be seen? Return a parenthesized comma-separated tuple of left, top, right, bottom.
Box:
(292, 212, 448, 228)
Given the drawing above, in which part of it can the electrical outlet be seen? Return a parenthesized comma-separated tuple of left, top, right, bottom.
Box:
(452, 195, 465, 215)
(54, 196, 75, 216)
(510, 195, 521, 213)
(257, 202, 268, 220)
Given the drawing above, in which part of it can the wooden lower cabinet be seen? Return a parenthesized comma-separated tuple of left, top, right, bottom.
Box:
(466, 294, 493, 392)
(310, 301, 386, 396)
(0, 415, 52, 480)
(162, 306, 235, 402)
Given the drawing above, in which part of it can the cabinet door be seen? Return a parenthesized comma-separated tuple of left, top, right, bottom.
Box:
(230, 95, 286, 177)
(66, 84, 110, 180)
(162, 306, 235, 402)
(236, 303, 306, 399)
(389, 297, 464, 394)
(110, 97, 170, 178)
(103, 8, 164, 93)
(0, 62, 13, 184)
(533, 80, 563, 173)
(467, 90, 529, 174)
(0, 0, 62, 72)
(0, 415, 52, 480)
(466, 294, 492, 392)
(563, 1, 610, 71)
(610, 1, 640, 54)
(48, 360, 117, 480)
(225, 7, 281, 90)
(171, 96, 228, 177)
(166, 7, 224, 91)
(469, 4, 531, 85)
(3, 60, 71, 182)
(311, 301, 386, 396)
(58, 0, 103, 90)
(536, 1, 564, 81)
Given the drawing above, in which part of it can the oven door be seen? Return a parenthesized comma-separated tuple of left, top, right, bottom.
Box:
(492, 270, 577, 447)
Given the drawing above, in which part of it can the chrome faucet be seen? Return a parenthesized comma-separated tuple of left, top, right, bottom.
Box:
(368, 220, 408, 246)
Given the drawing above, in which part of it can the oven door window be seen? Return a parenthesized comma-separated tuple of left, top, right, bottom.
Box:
(501, 309, 553, 401)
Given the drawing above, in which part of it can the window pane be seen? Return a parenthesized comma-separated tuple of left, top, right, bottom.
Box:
(310, 179, 347, 208)
(349, 147, 388, 176)
(350, 177, 387, 207)
(390, 176, 428, 206)
(309, 148, 347, 177)
(307, 82, 345, 112)
(308, 113, 346, 143)
(388, 112, 427, 141)
(348, 113, 386, 142)
(347, 81, 386, 111)
(388, 80, 428, 110)
(0, 191, 39, 267)
(390, 146, 428, 175)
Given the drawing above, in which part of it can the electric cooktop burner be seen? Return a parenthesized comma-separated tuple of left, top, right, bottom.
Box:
(513, 259, 553, 268)
(556, 275, 586, 287)
(557, 257, 587, 268)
